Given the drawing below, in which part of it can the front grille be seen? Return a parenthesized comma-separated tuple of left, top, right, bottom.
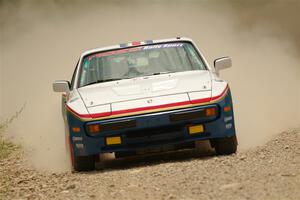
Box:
(125, 125, 183, 139)
(101, 120, 136, 131)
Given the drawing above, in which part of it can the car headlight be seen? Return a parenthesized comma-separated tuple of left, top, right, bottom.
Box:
(86, 124, 101, 134)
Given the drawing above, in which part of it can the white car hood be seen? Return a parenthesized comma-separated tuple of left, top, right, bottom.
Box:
(77, 70, 212, 115)
(78, 71, 211, 106)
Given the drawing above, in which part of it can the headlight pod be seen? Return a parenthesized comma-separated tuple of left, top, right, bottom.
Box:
(169, 106, 218, 122)
(86, 119, 136, 135)
(86, 124, 101, 135)
(205, 107, 217, 117)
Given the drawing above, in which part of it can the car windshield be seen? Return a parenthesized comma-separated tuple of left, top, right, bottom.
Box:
(79, 42, 206, 87)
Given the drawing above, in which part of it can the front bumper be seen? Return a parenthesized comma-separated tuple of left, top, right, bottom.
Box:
(66, 90, 236, 156)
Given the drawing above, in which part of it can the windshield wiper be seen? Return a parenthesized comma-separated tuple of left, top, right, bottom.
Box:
(83, 78, 122, 87)
(151, 71, 177, 75)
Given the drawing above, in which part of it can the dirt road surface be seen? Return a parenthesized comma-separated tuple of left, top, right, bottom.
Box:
(1, 130, 300, 200)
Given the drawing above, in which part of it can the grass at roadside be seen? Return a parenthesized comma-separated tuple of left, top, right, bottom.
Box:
(0, 120, 14, 160)
(0, 103, 25, 159)
(0, 124, 17, 199)
(0, 138, 15, 160)
(0, 135, 15, 199)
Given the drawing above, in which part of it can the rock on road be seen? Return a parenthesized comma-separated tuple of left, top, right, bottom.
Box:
(1, 130, 300, 200)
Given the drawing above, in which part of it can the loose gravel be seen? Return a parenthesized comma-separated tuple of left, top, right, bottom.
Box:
(1, 130, 300, 200)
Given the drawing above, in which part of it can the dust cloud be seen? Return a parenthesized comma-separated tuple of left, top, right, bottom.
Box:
(0, 0, 299, 171)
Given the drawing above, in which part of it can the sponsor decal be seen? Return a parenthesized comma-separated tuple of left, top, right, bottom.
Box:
(225, 123, 232, 129)
(224, 116, 233, 122)
(75, 143, 84, 149)
(72, 136, 83, 141)
(88, 43, 184, 60)
(143, 43, 183, 50)
(88, 47, 142, 60)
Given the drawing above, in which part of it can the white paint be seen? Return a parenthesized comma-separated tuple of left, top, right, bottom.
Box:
(111, 93, 189, 112)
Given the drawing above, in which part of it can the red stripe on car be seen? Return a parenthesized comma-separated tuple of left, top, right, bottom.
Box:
(67, 85, 228, 119)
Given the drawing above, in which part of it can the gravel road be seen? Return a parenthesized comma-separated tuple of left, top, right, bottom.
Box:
(1, 130, 300, 200)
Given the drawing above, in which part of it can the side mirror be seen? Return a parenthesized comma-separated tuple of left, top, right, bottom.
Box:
(53, 80, 70, 93)
(214, 57, 232, 73)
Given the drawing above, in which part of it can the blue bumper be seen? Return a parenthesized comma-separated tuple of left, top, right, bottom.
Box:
(66, 90, 236, 157)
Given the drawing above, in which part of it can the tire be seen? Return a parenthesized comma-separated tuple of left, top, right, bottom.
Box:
(212, 135, 238, 155)
(65, 134, 96, 172)
(73, 155, 96, 172)
(195, 140, 213, 154)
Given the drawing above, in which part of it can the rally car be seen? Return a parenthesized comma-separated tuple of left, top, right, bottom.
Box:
(53, 37, 237, 171)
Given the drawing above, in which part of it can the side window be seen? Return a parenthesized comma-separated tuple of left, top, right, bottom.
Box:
(80, 59, 90, 87)
(70, 60, 79, 90)
(186, 44, 205, 70)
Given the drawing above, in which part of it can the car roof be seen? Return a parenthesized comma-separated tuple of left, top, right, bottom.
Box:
(80, 37, 194, 58)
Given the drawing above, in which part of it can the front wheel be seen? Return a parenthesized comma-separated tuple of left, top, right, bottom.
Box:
(73, 155, 96, 172)
(66, 135, 96, 171)
(211, 135, 238, 155)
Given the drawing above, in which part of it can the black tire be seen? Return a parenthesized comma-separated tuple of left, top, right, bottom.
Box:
(212, 135, 238, 155)
(73, 155, 96, 172)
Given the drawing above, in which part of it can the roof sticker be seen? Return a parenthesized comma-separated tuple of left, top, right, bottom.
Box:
(145, 40, 153, 44)
(132, 41, 141, 46)
(119, 43, 128, 48)
(88, 43, 184, 60)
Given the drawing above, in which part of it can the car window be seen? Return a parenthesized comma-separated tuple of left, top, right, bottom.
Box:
(78, 42, 206, 87)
